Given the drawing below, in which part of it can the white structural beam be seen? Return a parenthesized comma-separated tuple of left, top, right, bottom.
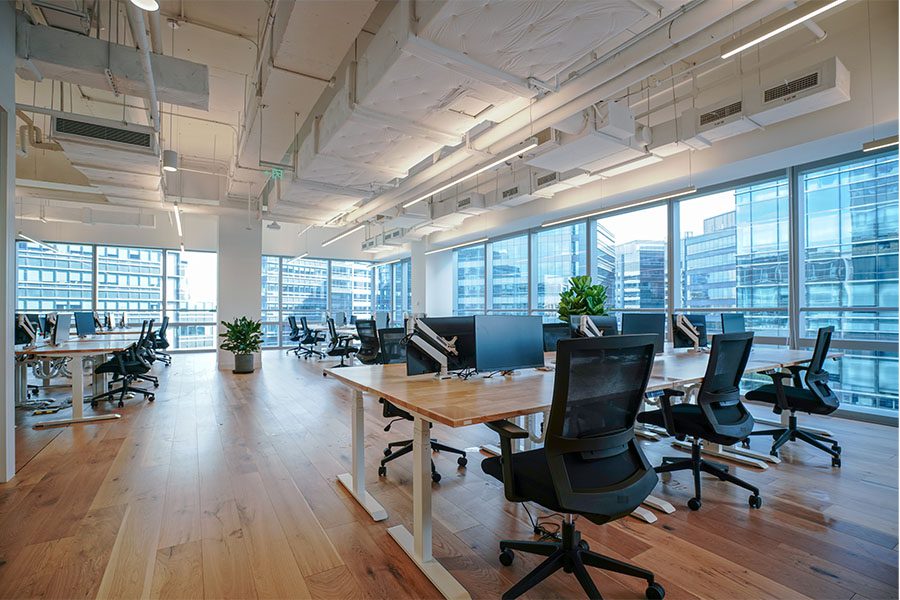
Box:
(351, 105, 461, 147)
(319, 152, 409, 180)
(15, 12, 209, 110)
(295, 178, 374, 199)
(402, 35, 537, 99)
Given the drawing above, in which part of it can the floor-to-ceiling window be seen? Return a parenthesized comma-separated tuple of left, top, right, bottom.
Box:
(165, 250, 218, 349)
(453, 244, 486, 315)
(281, 258, 329, 328)
(674, 177, 790, 337)
(532, 223, 586, 321)
(97, 245, 163, 324)
(15, 242, 93, 311)
(261, 256, 281, 347)
(330, 260, 373, 320)
(798, 150, 898, 412)
(488, 235, 528, 314)
(391, 259, 412, 322)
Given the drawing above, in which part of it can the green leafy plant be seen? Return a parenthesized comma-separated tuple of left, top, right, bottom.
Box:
(219, 316, 263, 355)
(557, 275, 608, 323)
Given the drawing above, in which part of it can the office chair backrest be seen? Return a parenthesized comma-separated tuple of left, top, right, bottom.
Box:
(159, 316, 169, 338)
(378, 328, 407, 364)
(721, 312, 746, 334)
(544, 335, 659, 522)
(356, 319, 378, 343)
(326, 317, 338, 342)
(696, 332, 755, 439)
(806, 326, 839, 410)
(288, 316, 299, 335)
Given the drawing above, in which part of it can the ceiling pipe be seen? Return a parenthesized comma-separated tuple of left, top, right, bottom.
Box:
(345, 0, 791, 224)
(236, 0, 279, 165)
(124, 2, 161, 136)
(15, 109, 63, 152)
(147, 10, 163, 54)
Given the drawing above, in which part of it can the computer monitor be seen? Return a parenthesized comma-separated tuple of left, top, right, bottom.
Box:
(569, 315, 618, 337)
(374, 311, 390, 330)
(334, 311, 347, 327)
(74, 311, 96, 337)
(672, 314, 708, 350)
(542, 322, 571, 352)
(721, 312, 746, 334)
(93, 311, 103, 331)
(406, 316, 477, 376)
(621, 313, 665, 355)
(52, 313, 72, 345)
(15, 314, 37, 346)
(475, 316, 545, 372)
(38, 315, 47, 336)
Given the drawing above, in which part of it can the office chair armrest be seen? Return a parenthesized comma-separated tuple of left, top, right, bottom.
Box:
(485, 420, 529, 503)
(658, 389, 685, 437)
(786, 365, 808, 387)
(762, 370, 794, 411)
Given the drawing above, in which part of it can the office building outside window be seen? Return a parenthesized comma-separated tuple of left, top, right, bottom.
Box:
(453, 244, 486, 315)
(15, 242, 93, 311)
(97, 246, 163, 324)
(165, 250, 218, 349)
(261, 256, 281, 347)
(281, 258, 329, 326)
(391, 259, 412, 322)
(488, 235, 528, 314)
(330, 260, 374, 319)
(532, 223, 586, 319)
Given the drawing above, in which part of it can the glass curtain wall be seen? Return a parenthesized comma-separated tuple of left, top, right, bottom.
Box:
(15, 242, 217, 349)
(453, 245, 486, 314)
(532, 223, 586, 320)
(488, 235, 528, 314)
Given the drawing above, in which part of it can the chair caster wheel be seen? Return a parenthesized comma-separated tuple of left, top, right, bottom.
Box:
(741, 439, 750, 448)
(431, 471, 441, 483)
(118, 401, 125, 408)
(577, 540, 590, 551)
(457, 456, 467, 467)
(769, 450, 779, 458)
(377, 466, 386, 477)
(153, 382, 159, 388)
(646, 582, 665, 599)
(749, 495, 762, 509)
(383, 448, 392, 457)
(91, 402, 97, 409)
(687, 498, 702, 511)
(833, 445, 841, 454)
(563, 564, 574, 573)
(832, 458, 841, 468)
(322, 372, 327, 377)
(498, 549, 514, 566)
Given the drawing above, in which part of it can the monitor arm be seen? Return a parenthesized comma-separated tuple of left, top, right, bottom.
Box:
(18, 314, 37, 348)
(407, 317, 458, 378)
(674, 314, 701, 352)
(578, 314, 604, 338)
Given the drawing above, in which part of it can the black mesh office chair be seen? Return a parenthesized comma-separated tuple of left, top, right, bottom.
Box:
(92, 321, 156, 407)
(481, 335, 664, 600)
(377, 327, 467, 483)
(298, 317, 326, 359)
(286, 316, 302, 356)
(638, 332, 761, 511)
(133, 319, 160, 387)
(744, 326, 841, 466)
(150, 316, 172, 366)
(354, 319, 380, 364)
(325, 317, 356, 367)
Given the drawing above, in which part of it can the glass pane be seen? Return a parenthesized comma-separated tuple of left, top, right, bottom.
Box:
(393, 259, 412, 322)
(595, 206, 667, 309)
(165, 250, 218, 349)
(97, 245, 163, 324)
(15, 241, 93, 312)
(533, 222, 586, 311)
(374, 264, 392, 314)
(261, 256, 281, 347)
(281, 258, 328, 324)
(453, 245, 486, 315)
(800, 349, 898, 413)
(330, 260, 373, 319)
(488, 235, 528, 312)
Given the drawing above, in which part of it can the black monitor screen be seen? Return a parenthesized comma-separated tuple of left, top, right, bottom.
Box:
(74, 311, 96, 337)
(621, 313, 665, 354)
(569, 315, 618, 337)
(475, 315, 545, 372)
(672, 314, 708, 349)
(53, 313, 72, 345)
(407, 316, 476, 376)
(721, 313, 746, 334)
(542, 322, 571, 352)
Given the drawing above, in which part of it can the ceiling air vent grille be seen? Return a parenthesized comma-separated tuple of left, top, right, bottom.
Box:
(699, 101, 743, 126)
(764, 72, 819, 103)
(501, 186, 520, 199)
(55, 118, 153, 148)
(536, 172, 558, 187)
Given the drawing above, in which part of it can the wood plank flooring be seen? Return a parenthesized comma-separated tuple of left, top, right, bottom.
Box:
(2, 351, 897, 599)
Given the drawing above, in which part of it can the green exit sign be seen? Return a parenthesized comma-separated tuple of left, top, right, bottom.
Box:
(270, 168, 284, 179)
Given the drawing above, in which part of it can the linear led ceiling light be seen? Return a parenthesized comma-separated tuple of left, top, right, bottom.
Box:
(129, 0, 159, 11)
(321, 223, 366, 247)
(173, 204, 183, 237)
(16, 232, 60, 254)
(424, 238, 489, 256)
(541, 186, 697, 229)
(402, 140, 539, 209)
(720, 0, 848, 59)
(862, 135, 899, 153)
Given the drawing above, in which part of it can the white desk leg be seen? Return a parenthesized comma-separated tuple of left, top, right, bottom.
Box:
(643, 495, 676, 514)
(15, 361, 28, 406)
(35, 355, 121, 428)
(337, 389, 387, 521)
(630, 506, 657, 523)
(387, 416, 470, 600)
(522, 414, 535, 451)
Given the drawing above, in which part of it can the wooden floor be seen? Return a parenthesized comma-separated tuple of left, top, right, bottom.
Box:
(2, 351, 897, 600)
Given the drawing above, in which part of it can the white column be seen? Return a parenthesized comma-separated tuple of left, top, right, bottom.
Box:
(216, 214, 263, 370)
(410, 240, 426, 315)
(425, 250, 453, 317)
(0, 1, 16, 482)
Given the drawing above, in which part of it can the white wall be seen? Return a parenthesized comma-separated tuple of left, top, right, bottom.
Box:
(425, 251, 453, 317)
(216, 213, 262, 370)
(1, 0, 16, 482)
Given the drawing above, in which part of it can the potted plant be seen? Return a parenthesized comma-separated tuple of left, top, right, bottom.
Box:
(219, 316, 263, 374)
(557, 275, 608, 323)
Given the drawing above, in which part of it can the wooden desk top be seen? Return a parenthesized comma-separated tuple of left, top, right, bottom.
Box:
(15, 335, 136, 357)
(326, 348, 837, 428)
